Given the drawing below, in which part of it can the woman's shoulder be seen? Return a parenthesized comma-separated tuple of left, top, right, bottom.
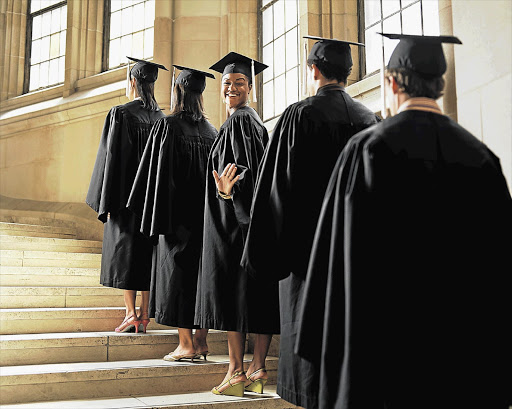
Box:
(222, 106, 264, 129)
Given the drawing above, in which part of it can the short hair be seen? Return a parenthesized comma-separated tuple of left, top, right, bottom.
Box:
(133, 77, 159, 111)
(170, 82, 207, 122)
(307, 59, 352, 84)
(386, 68, 445, 99)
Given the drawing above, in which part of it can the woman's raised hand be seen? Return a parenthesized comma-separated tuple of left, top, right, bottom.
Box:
(213, 163, 240, 197)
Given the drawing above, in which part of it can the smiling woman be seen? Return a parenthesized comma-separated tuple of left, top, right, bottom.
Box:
(194, 52, 280, 398)
(222, 73, 251, 113)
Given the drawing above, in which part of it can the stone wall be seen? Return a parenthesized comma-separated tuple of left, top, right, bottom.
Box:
(0, 0, 511, 233)
(452, 0, 512, 189)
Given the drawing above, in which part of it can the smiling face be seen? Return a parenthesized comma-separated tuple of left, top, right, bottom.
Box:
(222, 73, 252, 110)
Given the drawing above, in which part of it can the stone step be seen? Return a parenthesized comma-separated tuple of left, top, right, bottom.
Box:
(0, 286, 133, 308)
(0, 235, 102, 253)
(0, 215, 77, 230)
(0, 307, 169, 335)
(0, 330, 229, 366)
(0, 385, 296, 408)
(0, 250, 102, 268)
(0, 355, 279, 405)
(0, 222, 77, 239)
(0, 265, 100, 287)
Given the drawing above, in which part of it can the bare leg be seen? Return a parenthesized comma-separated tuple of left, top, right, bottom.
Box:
(115, 290, 138, 332)
(123, 290, 137, 318)
(246, 333, 271, 380)
(170, 328, 196, 356)
(193, 328, 209, 356)
(215, 331, 247, 392)
(139, 290, 150, 320)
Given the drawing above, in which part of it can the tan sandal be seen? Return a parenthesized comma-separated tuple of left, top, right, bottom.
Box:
(212, 371, 246, 397)
(245, 368, 268, 393)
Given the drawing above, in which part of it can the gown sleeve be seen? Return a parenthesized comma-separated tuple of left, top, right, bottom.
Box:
(86, 107, 124, 223)
(127, 117, 177, 238)
(222, 113, 268, 240)
(294, 132, 374, 360)
(240, 104, 308, 281)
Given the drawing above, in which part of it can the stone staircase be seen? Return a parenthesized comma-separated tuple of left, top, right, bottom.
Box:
(0, 217, 294, 408)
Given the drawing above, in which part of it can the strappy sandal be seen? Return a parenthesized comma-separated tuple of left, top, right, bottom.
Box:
(163, 352, 197, 362)
(245, 367, 268, 393)
(115, 314, 140, 333)
(211, 371, 246, 397)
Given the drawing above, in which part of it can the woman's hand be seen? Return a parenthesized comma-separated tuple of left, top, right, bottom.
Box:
(213, 163, 240, 197)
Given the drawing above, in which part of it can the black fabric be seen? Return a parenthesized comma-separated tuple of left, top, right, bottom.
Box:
(127, 115, 217, 327)
(195, 106, 279, 334)
(296, 110, 512, 409)
(128, 57, 167, 82)
(240, 84, 379, 408)
(209, 52, 267, 78)
(86, 100, 165, 290)
(381, 33, 462, 77)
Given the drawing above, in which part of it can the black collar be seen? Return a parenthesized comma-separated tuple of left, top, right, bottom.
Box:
(316, 83, 345, 96)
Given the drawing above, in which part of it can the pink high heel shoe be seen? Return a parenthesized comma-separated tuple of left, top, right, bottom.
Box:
(115, 314, 140, 333)
(140, 318, 150, 333)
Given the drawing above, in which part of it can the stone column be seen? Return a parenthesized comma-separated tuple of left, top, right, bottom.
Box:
(438, 0, 457, 120)
(154, 0, 173, 112)
(0, 0, 28, 101)
(331, 0, 360, 85)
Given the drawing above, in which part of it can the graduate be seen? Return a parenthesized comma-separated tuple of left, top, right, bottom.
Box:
(86, 57, 167, 333)
(194, 52, 279, 397)
(296, 34, 512, 409)
(127, 65, 217, 360)
(240, 36, 379, 408)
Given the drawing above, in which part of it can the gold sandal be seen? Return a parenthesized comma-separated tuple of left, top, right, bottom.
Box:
(245, 368, 268, 393)
(211, 371, 246, 397)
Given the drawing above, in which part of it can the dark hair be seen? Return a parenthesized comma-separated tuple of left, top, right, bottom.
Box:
(133, 77, 159, 111)
(307, 59, 352, 84)
(386, 68, 445, 99)
(170, 82, 207, 122)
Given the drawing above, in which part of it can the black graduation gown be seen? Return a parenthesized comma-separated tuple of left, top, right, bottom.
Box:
(127, 114, 217, 327)
(240, 84, 379, 408)
(86, 100, 165, 290)
(195, 106, 279, 334)
(296, 110, 512, 409)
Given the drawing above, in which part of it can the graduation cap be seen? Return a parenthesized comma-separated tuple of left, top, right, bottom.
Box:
(378, 33, 462, 77)
(304, 35, 365, 69)
(210, 52, 268, 102)
(173, 65, 215, 93)
(127, 56, 168, 82)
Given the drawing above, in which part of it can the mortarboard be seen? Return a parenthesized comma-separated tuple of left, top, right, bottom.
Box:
(127, 56, 168, 83)
(210, 52, 268, 102)
(173, 65, 215, 93)
(378, 33, 462, 77)
(304, 35, 365, 69)
(170, 65, 215, 109)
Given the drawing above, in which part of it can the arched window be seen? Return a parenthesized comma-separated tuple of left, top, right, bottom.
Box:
(103, 0, 155, 70)
(260, 0, 300, 125)
(25, 0, 67, 92)
(361, 0, 440, 76)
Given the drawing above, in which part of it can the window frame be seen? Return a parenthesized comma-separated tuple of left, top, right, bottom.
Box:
(23, 0, 67, 94)
(101, 0, 111, 72)
(359, 0, 430, 78)
(101, 0, 156, 73)
(259, 0, 301, 124)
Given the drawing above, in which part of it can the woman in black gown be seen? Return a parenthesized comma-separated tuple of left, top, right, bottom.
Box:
(194, 52, 280, 397)
(128, 65, 217, 359)
(86, 57, 167, 333)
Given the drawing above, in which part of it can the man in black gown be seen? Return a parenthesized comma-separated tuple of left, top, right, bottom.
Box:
(296, 34, 512, 409)
(241, 36, 379, 408)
